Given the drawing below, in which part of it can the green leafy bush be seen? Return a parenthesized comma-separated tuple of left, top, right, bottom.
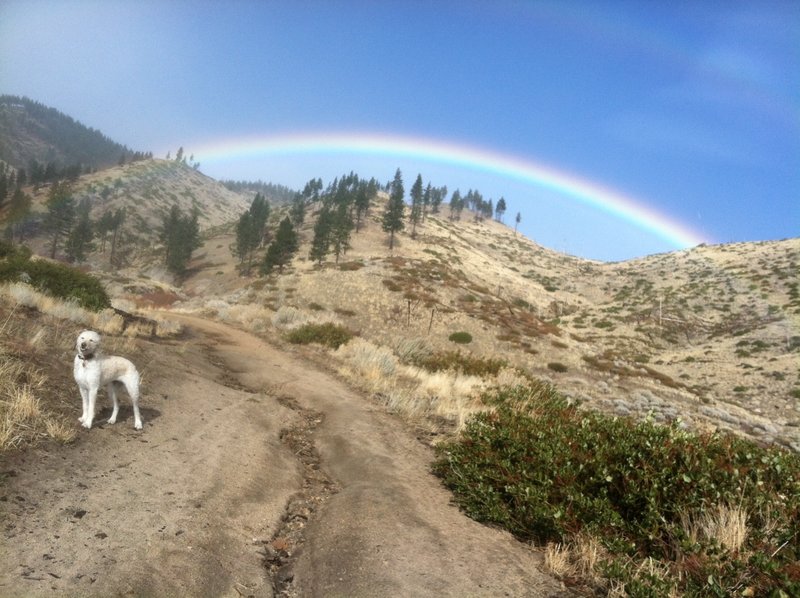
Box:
(285, 322, 353, 349)
(434, 383, 800, 596)
(448, 331, 472, 344)
(0, 252, 110, 311)
(412, 350, 506, 377)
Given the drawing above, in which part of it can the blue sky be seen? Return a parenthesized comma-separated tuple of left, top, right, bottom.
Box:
(1, 0, 797, 261)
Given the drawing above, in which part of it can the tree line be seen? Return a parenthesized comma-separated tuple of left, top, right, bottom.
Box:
(232, 167, 523, 277)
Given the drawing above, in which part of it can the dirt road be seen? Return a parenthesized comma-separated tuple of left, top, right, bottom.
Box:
(1, 314, 566, 597)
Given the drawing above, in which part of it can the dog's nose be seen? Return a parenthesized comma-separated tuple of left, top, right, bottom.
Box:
(80, 342, 86, 349)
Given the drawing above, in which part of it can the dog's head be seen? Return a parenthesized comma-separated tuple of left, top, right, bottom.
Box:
(76, 330, 101, 359)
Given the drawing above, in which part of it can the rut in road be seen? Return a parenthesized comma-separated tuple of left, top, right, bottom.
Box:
(264, 394, 339, 596)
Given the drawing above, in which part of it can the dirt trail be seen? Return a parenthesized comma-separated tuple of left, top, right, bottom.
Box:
(1, 314, 566, 597)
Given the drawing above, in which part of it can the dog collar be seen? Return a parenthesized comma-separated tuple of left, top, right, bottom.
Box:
(77, 353, 95, 361)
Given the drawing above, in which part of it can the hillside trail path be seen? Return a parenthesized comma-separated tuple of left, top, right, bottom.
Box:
(0, 313, 566, 597)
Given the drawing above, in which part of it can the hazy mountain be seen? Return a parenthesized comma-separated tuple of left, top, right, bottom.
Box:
(0, 95, 142, 173)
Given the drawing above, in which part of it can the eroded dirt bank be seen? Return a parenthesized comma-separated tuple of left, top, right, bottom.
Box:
(1, 315, 566, 597)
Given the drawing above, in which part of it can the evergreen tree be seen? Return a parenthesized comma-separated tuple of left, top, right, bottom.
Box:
(108, 208, 126, 266)
(330, 201, 354, 263)
(449, 189, 464, 221)
(422, 183, 432, 222)
(0, 172, 7, 208)
(431, 185, 447, 214)
(44, 181, 75, 258)
(515, 211, 521, 236)
(162, 205, 199, 275)
(6, 188, 32, 243)
(289, 192, 306, 226)
(234, 211, 255, 266)
(96, 210, 116, 253)
(309, 206, 333, 265)
(354, 178, 377, 232)
(382, 168, 405, 249)
(495, 197, 507, 222)
(233, 193, 270, 273)
(65, 198, 94, 263)
(409, 174, 424, 237)
(261, 217, 298, 274)
(302, 177, 323, 203)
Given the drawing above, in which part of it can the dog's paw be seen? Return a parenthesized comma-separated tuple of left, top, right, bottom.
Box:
(107, 417, 117, 425)
(81, 421, 92, 429)
(134, 421, 143, 431)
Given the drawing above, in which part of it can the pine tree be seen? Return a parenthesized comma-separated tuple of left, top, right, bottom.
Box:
(44, 181, 75, 258)
(449, 189, 463, 221)
(262, 217, 298, 274)
(515, 211, 521, 236)
(495, 197, 507, 222)
(234, 193, 270, 273)
(96, 211, 116, 253)
(354, 178, 377, 232)
(382, 168, 405, 250)
(309, 207, 333, 265)
(330, 201, 354, 264)
(6, 188, 32, 243)
(108, 208, 125, 266)
(289, 192, 306, 226)
(162, 206, 199, 275)
(65, 199, 94, 263)
(409, 174, 424, 237)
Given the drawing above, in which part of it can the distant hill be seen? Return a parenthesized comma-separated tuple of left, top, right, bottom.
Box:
(0, 95, 146, 175)
(17, 158, 251, 268)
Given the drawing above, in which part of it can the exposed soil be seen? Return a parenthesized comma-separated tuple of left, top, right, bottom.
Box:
(0, 313, 567, 597)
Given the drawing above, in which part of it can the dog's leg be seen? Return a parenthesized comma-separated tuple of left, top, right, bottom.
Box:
(78, 386, 89, 425)
(107, 383, 119, 425)
(128, 377, 143, 431)
(83, 386, 98, 429)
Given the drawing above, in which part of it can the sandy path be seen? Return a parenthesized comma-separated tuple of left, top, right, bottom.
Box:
(1, 314, 565, 597)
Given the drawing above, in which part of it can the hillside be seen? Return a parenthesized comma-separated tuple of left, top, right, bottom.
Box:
(3, 152, 798, 451)
(175, 198, 799, 452)
(0, 95, 141, 174)
(16, 158, 251, 275)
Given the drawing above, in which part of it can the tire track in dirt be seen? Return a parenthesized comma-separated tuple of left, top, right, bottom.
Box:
(263, 395, 339, 596)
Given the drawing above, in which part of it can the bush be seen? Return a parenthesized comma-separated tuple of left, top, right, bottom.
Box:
(285, 322, 353, 349)
(0, 254, 110, 312)
(434, 383, 800, 596)
(448, 331, 472, 344)
(547, 362, 568, 373)
(412, 350, 506, 377)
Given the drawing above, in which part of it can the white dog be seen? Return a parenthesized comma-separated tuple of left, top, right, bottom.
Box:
(73, 330, 143, 430)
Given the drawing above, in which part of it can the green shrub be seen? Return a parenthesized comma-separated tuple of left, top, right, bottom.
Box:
(0, 254, 110, 311)
(285, 322, 353, 349)
(412, 350, 506, 377)
(434, 383, 800, 596)
(547, 362, 568, 373)
(448, 331, 472, 344)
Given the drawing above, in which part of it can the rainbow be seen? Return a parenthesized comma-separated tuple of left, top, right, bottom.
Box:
(194, 132, 709, 249)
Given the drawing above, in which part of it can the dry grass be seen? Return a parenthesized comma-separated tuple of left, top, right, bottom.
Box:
(0, 347, 75, 450)
(544, 533, 607, 582)
(333, 337, 494, 431)
(1, 282, 179, 339)
(682, 502, 749, 553)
